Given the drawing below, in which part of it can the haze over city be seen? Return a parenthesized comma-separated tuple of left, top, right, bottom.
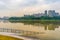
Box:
(0, 0, 60, 17)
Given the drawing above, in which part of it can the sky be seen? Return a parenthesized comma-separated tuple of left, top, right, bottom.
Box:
(0, 0, 60, 17)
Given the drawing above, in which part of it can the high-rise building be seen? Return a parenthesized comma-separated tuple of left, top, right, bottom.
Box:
(55, 12, 59, 16)
(44, 10, 47, 16)
(48, 10, 57, 17)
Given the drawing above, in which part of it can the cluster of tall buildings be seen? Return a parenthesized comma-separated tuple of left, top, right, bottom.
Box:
(33, 10, 59, 17)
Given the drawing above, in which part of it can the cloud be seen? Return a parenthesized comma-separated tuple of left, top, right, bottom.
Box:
(0, 1, 7, 9)
(48, 2, 60, 12)
(0, 0, 60, 10)
(0, 0, 60, 17)
(0, 0, 38, 10)
(0, 0, 49, 10)
(17, 0, 60, 14)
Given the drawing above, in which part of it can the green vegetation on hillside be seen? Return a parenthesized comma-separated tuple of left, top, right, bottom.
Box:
(9, 16, 60, 21)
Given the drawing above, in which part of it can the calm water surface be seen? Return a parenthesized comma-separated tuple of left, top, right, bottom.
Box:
(0, 20, 60, 40)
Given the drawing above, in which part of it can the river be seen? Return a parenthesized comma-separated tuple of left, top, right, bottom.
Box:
(0, 20, 60, 40)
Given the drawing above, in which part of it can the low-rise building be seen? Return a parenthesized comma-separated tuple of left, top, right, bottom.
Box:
(32, 13, 44, 17)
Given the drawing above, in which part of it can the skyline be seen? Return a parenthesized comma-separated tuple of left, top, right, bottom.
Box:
(0, 0, 60, 17)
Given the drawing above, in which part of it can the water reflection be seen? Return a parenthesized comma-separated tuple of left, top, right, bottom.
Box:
(24, 23, 59, 30)
(9, 21, 60, 31)
(0, 28, 40, 35)
(0, 20, 60, 40)
(44, 24, 59, 30)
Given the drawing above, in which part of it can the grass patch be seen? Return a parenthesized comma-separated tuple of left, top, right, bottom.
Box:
(0, 35, 23, 40)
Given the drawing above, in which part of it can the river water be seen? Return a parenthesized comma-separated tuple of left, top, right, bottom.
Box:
(0, 20, 60, 40)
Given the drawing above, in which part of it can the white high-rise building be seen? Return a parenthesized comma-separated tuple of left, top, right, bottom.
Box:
(48, 10, 59, 17)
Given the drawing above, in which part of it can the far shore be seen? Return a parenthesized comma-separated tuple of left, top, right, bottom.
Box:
(9, 20, 60, 22)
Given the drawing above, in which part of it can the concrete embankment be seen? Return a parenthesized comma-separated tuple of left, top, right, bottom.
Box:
(0, 32, 39, 40)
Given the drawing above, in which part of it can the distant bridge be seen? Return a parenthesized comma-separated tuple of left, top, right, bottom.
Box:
(0, 28, 42, 40)
(0, 28, 41, 36)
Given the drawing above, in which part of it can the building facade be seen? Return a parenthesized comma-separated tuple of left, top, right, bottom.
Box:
(48, 10, 59, 17)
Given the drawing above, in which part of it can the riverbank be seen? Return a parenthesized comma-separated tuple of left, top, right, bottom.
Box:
(0, 35, 23, 40)
(9, 20, 60, 22)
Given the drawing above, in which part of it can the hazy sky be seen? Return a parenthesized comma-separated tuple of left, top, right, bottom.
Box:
(0, 0, 60, 17)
